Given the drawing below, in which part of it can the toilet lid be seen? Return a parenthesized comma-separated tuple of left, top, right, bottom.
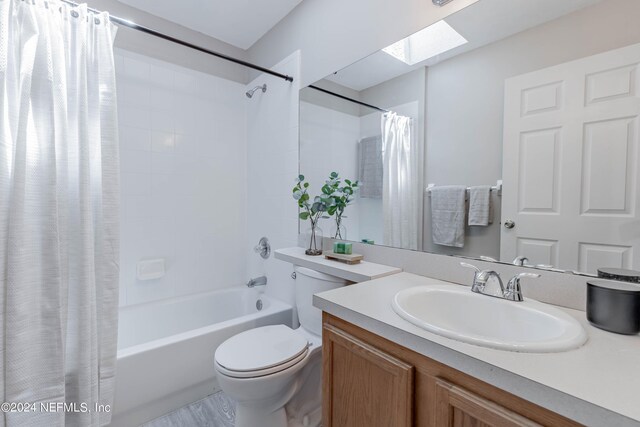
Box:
(215, 325, 309, 373)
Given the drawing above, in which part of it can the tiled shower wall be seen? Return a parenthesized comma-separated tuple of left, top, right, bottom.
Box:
(116, 49, 248, 307)
(246, 52, 301, 308)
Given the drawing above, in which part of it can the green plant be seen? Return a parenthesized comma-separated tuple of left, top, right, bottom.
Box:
(323, 172, 360, 239)
(293, 174, 334, 255)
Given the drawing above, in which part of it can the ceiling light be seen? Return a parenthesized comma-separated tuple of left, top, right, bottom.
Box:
(382, 20, 467, 65)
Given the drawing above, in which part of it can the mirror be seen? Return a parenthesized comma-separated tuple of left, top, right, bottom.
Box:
(299, 0, 640, 276)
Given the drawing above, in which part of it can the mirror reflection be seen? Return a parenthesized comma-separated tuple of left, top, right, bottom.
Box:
(299, 0, 640, 275)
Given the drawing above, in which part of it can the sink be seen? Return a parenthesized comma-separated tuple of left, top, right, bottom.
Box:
(392, 285, 587, 353)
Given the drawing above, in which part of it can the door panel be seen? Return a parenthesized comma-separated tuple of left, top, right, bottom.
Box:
(502, 42, 640, 273)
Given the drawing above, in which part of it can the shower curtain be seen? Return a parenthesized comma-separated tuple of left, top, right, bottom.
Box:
(381, 112, 419, 250)
(0, 1, 120, 426)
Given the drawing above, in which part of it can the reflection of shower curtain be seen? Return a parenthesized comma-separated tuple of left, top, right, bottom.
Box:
(381, 113, 419, 250)
(0, 2, 120, 426)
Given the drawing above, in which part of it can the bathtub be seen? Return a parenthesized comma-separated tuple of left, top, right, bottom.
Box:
(110, 287, 293, 427)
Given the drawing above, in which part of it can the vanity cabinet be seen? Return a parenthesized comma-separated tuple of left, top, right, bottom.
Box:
(322, 313, 582, 427)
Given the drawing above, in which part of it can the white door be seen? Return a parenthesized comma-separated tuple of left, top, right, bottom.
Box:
(501, 43, 640, 274)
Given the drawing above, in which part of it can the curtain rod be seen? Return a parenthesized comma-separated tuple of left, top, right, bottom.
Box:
(308, 85, 390, 113)
(58, 0, 294, 83)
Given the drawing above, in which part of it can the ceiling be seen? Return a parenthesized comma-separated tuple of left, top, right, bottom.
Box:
(325, 0, 602, 91)
(117, 0, 304, 50)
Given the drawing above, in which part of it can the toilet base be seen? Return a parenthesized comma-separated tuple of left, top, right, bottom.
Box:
(235, 404, 287, 427)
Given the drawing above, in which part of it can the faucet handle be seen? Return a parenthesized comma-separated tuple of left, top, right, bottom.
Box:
(253, 237, 271, 259)
(505, 272, 540, 301)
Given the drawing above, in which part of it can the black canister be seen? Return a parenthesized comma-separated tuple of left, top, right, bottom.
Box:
(597, 267, 640, 283)
(587, 281, 640, 335)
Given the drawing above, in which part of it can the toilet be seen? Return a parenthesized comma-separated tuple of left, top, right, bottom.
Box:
(214, 266, 349, 427)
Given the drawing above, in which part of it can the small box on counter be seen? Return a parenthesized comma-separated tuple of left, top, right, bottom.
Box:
(333, 241, 353, 254)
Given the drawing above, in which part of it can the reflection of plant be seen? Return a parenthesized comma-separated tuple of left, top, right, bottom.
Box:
(293, 174, 333, 255)
(323, 172, 360, 239)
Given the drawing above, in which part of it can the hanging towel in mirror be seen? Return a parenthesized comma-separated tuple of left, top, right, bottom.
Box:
(468, 185, 492, 226)
(431, 186, 467, 247)
(358, 136, 383, 198)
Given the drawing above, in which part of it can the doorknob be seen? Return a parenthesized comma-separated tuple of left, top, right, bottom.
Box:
(504, 220, 516, 229)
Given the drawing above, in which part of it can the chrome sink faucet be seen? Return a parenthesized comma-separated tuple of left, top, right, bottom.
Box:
(460, 262, 504, 295)
(460, 262, 540, 302)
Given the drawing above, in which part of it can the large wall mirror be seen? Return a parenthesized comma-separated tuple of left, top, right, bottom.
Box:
(299, 0, 640, 276)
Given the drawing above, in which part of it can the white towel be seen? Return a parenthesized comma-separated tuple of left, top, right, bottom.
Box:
(430, 186, 467, 247)
(468, 186, 492, 226)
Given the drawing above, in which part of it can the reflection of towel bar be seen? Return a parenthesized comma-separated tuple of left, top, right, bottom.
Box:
(426, 180, 502, 196)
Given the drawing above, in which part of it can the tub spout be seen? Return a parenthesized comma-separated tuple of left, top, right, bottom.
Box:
(246, 276, 267, 288)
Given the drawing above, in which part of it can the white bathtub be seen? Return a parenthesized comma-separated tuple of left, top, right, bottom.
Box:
(110, 287, 293, 427)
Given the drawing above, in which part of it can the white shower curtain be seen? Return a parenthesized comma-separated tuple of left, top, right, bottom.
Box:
(0, 1, 119, 426)
(381, 112, 419, 250)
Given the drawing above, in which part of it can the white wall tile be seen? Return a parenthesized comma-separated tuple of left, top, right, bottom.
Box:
(149, 87, 175, 111)
(121, 172, 151, 197)
(151, 110, 175, 133)
(116, 49, 247, 308)
(118, 105, 151, 129)
(123, 56, 150, 81)
(151, 131, 175, 153)
(246, 52, 301, 309)
(148, 63, 174, 89)
(120, 149, 151, 175)
(120, 125, 152, 152)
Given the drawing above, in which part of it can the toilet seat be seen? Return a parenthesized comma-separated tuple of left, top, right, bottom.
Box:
(215, 325, 310, 379)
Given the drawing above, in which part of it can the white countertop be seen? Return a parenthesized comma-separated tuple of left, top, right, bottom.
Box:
(274, 247, 401, 282)
(314, 272, 640, 427)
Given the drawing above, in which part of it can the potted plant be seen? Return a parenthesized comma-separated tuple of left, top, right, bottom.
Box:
(293, 175, 333, 255)
(324, 172, 360, 240)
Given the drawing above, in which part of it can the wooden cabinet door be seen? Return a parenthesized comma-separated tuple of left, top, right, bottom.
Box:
(323, 323, 414, 427)
(434, 378, 542, 427)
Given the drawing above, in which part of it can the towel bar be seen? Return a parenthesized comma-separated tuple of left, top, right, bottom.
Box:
(425, 180, 502, 196)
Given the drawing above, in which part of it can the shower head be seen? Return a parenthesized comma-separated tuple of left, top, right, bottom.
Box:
(246, 84, 267, 99)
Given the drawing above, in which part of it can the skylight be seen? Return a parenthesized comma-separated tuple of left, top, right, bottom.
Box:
(382, 20, 467, 65)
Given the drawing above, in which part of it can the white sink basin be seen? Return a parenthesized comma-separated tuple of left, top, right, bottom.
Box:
(392, 285, 587, 353)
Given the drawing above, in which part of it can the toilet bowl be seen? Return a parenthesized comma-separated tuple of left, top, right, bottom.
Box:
(214, 266, 349, 427)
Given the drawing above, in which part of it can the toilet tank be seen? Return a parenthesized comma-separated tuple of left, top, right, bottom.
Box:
(295, 266, 350, 336)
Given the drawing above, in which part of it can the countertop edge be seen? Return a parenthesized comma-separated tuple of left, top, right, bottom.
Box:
(314, 294, 639, 427)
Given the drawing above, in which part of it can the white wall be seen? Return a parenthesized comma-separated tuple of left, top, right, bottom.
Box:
(423, 0, 640, 259)
(246, 52, 301, 309)
(248, 0, 478, 86)
(299, 101, 361, 240)
(86, 0, 249, 83)
(116, 49, 247, 307)
(426, 0, 640, 187)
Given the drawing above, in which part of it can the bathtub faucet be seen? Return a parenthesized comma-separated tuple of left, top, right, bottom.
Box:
(246, 276, 267, 288)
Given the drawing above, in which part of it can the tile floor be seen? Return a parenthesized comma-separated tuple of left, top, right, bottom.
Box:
(142, 391, 236, 427)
